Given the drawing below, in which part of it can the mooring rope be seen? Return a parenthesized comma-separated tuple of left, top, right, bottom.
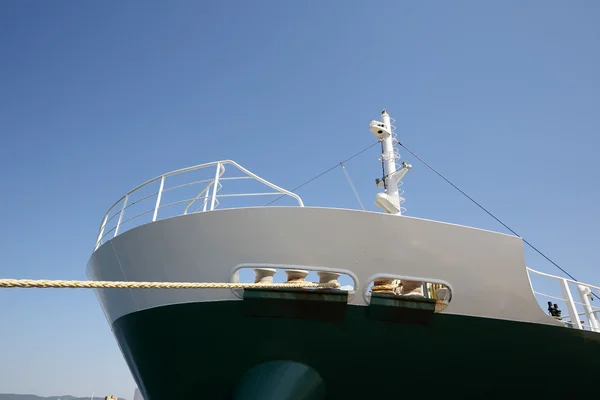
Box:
(0, 278, 450, 312)
(0, 279, 340, 290)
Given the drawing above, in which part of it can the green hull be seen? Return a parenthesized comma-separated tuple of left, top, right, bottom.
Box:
(114, 294, 600, 399)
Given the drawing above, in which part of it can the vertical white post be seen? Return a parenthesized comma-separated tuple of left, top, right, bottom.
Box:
(210, 163, 221, 211)
(560, 279, 582, 329)
(114, 195, 128, 237)
(152, 176, 165, 222)
(202, 185, 210, 212)
(578, 284, 600, 332)
(380, 110, 398, 202)
(96, 214, 109, 249)
(372, 109, 406, 216)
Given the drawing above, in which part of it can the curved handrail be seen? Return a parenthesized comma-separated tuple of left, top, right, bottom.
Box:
(527, 267, 600, 292)
(94, 160, 304, 250)
(527, 267, 600, 333)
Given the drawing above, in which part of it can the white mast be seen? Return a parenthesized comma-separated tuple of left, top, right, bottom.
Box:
(370, 109, 411, 215)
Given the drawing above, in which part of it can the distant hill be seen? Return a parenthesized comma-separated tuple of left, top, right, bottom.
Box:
(0, 395, 126, 400)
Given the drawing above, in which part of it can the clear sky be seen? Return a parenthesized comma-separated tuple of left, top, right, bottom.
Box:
(1, 0, 599, 397)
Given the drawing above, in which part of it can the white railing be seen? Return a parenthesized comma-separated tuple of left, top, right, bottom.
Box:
(527, 267, 600, 333)
(94, 160, 304, 250)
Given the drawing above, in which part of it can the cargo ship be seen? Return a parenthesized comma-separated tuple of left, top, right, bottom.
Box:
(87, 109, 600, 399)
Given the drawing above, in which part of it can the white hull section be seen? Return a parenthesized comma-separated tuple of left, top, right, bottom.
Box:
(87, 207, 559, 327)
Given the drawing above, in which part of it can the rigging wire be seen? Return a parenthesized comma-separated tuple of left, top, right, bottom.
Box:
(395, 139, 593, 293)
(262, 134, 590, 300)
(340, 162, 365, 210)
(263, 141, 380, 206)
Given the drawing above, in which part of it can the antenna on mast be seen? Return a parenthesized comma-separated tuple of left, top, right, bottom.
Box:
(370, 109, 411, 215)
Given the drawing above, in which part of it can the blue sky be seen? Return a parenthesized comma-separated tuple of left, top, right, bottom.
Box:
(1, 0, 599, 397)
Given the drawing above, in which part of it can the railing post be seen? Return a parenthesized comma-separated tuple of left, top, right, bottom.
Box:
(202, 186, 210, 212)
(578, 285, 600, 332)
(153, 176, 165, 222)
(114, 195, 128, 237)
(96, 214, 109, 249)
(560, 279, 582, 330)
(210, 163, 221, 211)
